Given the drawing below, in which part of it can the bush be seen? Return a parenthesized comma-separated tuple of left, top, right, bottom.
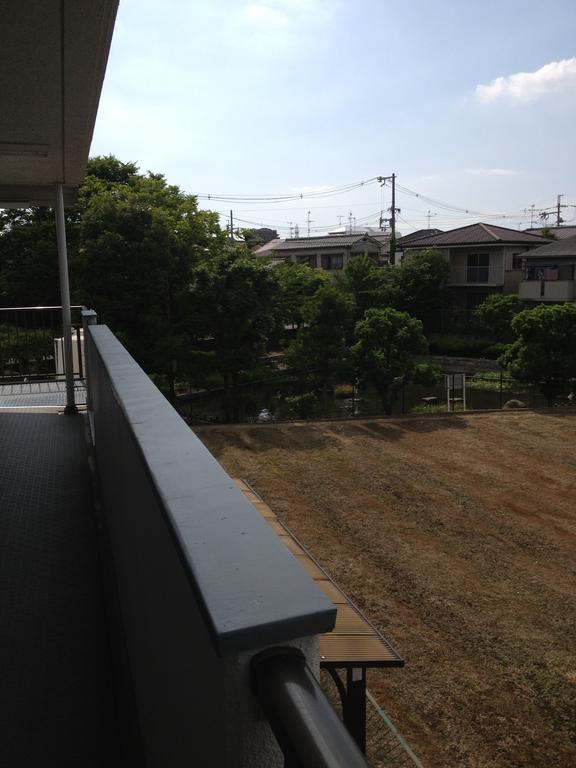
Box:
(427, 333, 501, 358)
(277, 392, 319, 419)
(334, 383, 354, 399)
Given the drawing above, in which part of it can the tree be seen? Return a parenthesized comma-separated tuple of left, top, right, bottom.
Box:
(275, 261, 330, 331)
(387, 248, 450, 330)
(0, 205, 67, 306)
(473, 293, 524, 341)
(74, 157, 223, 389)
(285, 283, 354, 400)
(186, 250, 279, 421)
(339, 253, 392, 322)
(352, 308, 428, 413)
(500, 304, 576, 406)
(0, 156, 224, 395)
(539, 226, 557, 240)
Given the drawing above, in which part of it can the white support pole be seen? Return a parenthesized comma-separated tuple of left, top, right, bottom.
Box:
(55, 183, 77, 414)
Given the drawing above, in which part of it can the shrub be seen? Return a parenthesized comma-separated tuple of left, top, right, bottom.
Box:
(427, 333, 500, 358)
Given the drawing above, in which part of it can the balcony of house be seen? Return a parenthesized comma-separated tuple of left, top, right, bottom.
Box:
(518, 264, 576, 302)
(1, 307, 411, 768)
(519, 279, 575, 302)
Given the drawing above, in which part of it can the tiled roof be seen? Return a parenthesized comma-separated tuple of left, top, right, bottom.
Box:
(274, 233, 381, 251)
(524, 234, 576, 259)
(524, 226, 576, 240)
(405, 223, 551, 247)
(397, 229, 444, 246)
(252, 238, 284, 255)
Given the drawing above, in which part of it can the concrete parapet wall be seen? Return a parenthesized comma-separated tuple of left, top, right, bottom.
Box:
(85, 324, 334, 767)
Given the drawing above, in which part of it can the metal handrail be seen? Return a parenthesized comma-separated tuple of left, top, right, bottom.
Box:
(0, 305, 84, 312)
(252, 648, 369, 768)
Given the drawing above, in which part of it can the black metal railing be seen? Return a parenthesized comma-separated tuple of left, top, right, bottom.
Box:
(252, 648, 369, 768)
(0, 305, 84, 382)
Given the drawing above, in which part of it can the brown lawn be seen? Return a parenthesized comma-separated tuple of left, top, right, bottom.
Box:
(195, 411, 576, 768)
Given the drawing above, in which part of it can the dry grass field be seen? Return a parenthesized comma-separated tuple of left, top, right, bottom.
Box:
(196, 411, 576, 768)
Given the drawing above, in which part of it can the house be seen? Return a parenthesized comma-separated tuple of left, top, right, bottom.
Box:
(519, 234, 576, 303)
(271, 232, 386, 273)
(402, 223, 551, 309)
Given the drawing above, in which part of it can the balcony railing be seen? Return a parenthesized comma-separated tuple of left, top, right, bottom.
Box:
(0, 305, 84, 382)
(518, 279, 575, 302)
(83, 312, 370, 767)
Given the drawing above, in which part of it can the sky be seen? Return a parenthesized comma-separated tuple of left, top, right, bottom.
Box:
(91, 0, 576, 236)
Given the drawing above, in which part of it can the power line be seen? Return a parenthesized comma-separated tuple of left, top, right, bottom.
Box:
(194, 178, 379, 204)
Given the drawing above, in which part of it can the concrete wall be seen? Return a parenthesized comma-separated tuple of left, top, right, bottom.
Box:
(85, 324, 335, 767)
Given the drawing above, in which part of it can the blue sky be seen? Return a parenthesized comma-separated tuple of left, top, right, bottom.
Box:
(91, 0, 576, 235)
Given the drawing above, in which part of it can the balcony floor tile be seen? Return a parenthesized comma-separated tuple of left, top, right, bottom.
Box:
(0, 413, 119, 766)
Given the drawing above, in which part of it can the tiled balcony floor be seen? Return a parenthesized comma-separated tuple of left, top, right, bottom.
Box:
(0, 412, 119, 766)
(0, 380, 86, 409)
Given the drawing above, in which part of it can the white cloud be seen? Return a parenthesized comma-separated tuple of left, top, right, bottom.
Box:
(475, 57, 576, 104)
(464, 168, 518, 177)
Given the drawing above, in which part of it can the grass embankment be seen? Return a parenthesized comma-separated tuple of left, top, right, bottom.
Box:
(197, 412, 576, 768)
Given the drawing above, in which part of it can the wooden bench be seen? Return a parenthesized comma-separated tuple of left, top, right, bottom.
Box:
(234, 478, 404, 751)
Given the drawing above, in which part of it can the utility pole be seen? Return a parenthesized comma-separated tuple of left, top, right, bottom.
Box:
(348, 211, 353, 233)
(307, 211, 314, 237)
(557, 194, 564, 227)
(288, 221, 293, 239)
(377, 173, 400, 265)
(427, 210, 437, 228)
(229, 209, 234, 243)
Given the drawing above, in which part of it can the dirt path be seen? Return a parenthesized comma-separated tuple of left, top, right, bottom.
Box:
(196, 412, 576, 768)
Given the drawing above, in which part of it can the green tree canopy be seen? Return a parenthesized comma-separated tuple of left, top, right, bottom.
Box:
(339, 253, 392, 322)
(352, 307, 428, 413)
(75, 157, 223, 378)
(473, 293, 524, 341)
(387, 248, 450, 330)
(275, 261, 331, 330)
(0, 205, 67, 306)
(500, 303, 576, 405)
(186, 250, 279, 420)
(285, 282, 354, 389)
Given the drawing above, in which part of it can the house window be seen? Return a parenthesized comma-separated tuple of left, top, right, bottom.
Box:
(296, 254, 317, 268)
(467, 253, 489, 282)
(321, 253, 344, 270)
(512, 253, 524, 270)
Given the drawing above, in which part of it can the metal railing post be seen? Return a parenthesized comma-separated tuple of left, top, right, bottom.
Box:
(54, 183, 77, 414)
(81, 309, 98, 419)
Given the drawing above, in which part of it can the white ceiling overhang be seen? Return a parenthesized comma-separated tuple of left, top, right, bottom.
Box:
(0, 0, 119, 207)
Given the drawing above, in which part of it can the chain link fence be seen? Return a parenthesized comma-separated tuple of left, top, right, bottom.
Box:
(320, 670, 424, 768)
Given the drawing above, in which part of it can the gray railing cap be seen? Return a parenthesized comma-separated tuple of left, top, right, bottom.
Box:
(89, 325, 336, 655)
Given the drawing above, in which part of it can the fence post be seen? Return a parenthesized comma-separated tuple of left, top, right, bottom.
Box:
(82, 309, 98, 418)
